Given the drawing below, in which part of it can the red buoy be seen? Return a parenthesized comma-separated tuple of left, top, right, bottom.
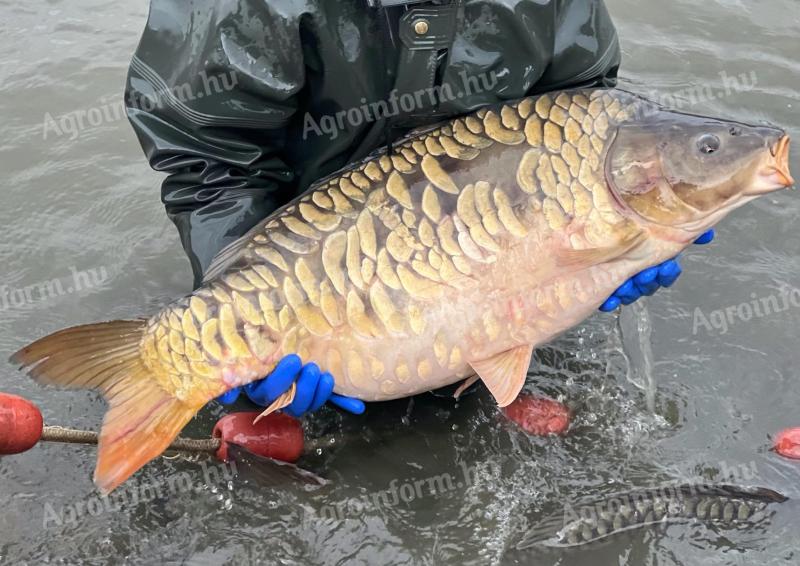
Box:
(502, 393, 571, 436)
(0, 392, 307, 466)
(0, 393, 44, 455)
(774, 427, 800, 460)
(212, 411, 304, 463)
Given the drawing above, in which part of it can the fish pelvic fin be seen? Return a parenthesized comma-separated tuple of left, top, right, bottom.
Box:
(469, 344, 534, 407)
(9, 320, 198, 494)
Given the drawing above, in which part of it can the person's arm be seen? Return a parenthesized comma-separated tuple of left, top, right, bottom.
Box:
(126, 0, 363, 415)
(538, 0, 621, 91)
(125, 0, 306, 288)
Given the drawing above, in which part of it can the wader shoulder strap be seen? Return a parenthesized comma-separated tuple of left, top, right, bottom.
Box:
(391, 1, 463, 127)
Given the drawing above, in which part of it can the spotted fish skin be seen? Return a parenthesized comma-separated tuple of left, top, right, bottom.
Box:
(138, 89, 666, 405)
(518, 484, 788, 549)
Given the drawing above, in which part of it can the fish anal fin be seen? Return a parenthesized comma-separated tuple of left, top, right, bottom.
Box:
(253, 383, 296, 424)
(453, 375, 480, 399)
(468, 344, 534, 407)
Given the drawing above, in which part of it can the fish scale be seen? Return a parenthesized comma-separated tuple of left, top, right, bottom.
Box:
(139, 89, 642, 404)
(13, 87, 793, 492)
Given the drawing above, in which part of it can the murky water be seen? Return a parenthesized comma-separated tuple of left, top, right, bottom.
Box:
(1, 1, 798, 564)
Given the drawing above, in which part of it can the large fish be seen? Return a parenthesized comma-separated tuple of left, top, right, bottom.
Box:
(11, 89, 793, 493)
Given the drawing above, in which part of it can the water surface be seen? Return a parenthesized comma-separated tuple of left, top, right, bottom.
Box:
(1, 1, 798, 564)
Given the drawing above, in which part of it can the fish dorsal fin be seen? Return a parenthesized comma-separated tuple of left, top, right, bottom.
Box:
(469, 344, 534, 407)
(556, 231, 646, 269)
(202, 231, 257, 283)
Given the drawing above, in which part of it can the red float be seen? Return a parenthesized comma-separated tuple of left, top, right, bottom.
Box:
(502, 393, 571, 436)
(774, 427, 800, 460)
(212, 411, 304, 463)
(0, 393, 44, 455)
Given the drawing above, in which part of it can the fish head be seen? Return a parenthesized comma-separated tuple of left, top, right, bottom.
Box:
(606, 104, 793, 241)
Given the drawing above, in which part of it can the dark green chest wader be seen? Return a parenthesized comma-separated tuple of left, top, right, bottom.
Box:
(368, 0, 464, 151)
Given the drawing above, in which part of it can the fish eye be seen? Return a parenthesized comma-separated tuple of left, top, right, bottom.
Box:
(697, 133, 721, 154)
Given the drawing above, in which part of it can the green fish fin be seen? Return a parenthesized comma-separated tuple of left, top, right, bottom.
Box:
(468, 344, 534, 407)
(10, 320, 198, 494)
(556, 231, 647, 269)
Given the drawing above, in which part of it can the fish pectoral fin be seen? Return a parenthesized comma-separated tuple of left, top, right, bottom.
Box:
(468, 344, 534, 407)
(556, 231, 646, 269)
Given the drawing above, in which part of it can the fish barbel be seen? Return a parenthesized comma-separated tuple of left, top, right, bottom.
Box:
(11, 89, 794, 492)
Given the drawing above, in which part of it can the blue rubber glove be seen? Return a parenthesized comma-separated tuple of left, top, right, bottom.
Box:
(598, 229, 714, 312)
(216, 354, 366, 417)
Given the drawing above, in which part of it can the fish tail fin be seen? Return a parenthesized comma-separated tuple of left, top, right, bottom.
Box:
(10, 320, 198, 494)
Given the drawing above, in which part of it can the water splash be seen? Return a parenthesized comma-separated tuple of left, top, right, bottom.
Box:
(618, 300, 657, 413)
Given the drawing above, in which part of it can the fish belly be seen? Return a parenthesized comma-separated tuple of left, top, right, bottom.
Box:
(301, 257, 652, 401)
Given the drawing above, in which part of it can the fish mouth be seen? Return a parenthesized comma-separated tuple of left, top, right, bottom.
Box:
(748, 135, 794, 195)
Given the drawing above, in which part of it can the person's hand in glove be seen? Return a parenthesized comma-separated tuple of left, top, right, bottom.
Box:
(216, 354, 365, 417)
(599, 229, 714, 311)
